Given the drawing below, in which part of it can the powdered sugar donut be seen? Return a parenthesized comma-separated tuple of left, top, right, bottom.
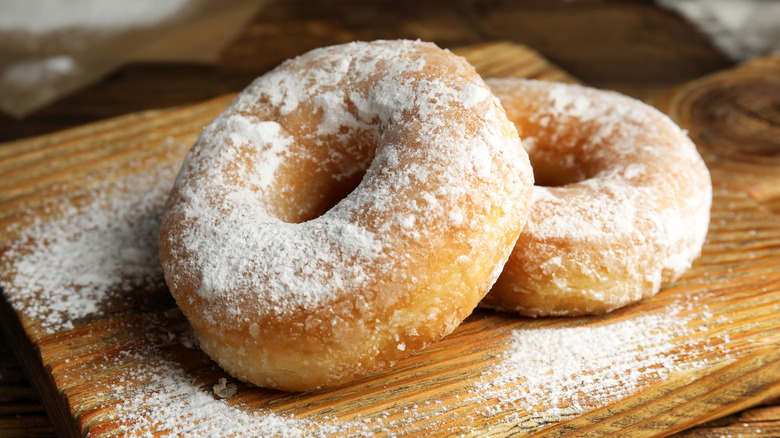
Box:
(482, 79, 711, 316)
(158, 41, 534, 391)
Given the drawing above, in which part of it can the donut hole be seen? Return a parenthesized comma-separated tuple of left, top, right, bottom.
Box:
(522, 121, 612, 188)
(529, 154, 588, 187)
(274, 132, 375, 224)
(274, 163, 370, 224)
(311, 170, 367, 220)
(526, 140, 593, 187)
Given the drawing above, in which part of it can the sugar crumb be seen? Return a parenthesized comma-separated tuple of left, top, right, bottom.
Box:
(213, 378, 238, 399)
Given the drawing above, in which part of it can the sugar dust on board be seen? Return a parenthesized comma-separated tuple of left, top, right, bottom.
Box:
(0, 156, 727, 436)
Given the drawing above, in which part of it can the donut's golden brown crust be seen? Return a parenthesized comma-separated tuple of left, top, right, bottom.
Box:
(159, 41, 533, 391)
(483, 79, 712, 317)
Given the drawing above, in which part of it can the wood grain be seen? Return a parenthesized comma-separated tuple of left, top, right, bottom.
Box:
(650, 56, 780, 215)
(0, 327, 56, 438)
(1, 43, 779, 437)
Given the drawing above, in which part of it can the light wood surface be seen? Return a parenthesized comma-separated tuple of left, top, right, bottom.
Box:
(1, 41, 779, 437)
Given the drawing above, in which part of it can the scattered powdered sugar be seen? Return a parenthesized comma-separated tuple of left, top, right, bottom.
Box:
(108, 352, 313, 436)
(470, 305, 717, 426)
(0, 159, 179, 333)
(88, 321, 346, 437)
(0, 148, 726, 435)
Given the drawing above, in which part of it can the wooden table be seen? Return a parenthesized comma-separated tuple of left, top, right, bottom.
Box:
(2, 1, 779, 436)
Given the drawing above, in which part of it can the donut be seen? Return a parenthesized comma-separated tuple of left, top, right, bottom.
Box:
(481, 79, 711, 316)
(158, 41, 534, 391)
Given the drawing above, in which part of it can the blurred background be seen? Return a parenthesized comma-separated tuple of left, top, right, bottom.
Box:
(1, 0, 778, 143)
(1, 1, 778, 437)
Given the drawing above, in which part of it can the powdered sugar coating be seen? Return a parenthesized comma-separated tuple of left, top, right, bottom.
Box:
(483, 79, 712, 316)
(159, 41, 533, 390)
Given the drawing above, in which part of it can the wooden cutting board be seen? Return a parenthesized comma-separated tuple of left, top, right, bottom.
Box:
(1, 42, 779, 437)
